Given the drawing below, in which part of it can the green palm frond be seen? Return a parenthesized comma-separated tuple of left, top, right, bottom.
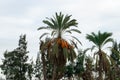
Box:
(51, 30, 57, 36)
(49, 17, 58, 29)
(37, 26, 50, 30)
(55, 12, 64, 29)
(62, 14, 71, 27)
(86, 31, 113, 49)
(91, 45, 96, 52)
(65, 29, 81, 34)
(83, 48, 90, 54)
(63, 48, 76, 62)
(65, 30, 72, 34)
(39, 33, 49, 39)
(53, 43, 59, 58)
(70, 40, 78, 49)
(71, 36, 82, 45)
(86, 33, 97, 46)
(43, 20, 54, 28)
(63, 48, 69, 59)
(69, 49, 76, 62)
(63, 19, 78, 30)
(99, 31, 113, 47)
(102, 38, 113, 46)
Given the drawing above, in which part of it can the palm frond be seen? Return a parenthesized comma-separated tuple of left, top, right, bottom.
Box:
(63, 19, 78, 30)
(65, 30, 72, 34)
(62, 14, 71, 28)
(100, 32, 113, 47)
(49, 17, 58, 29)
(37, 26, 50, 30)
(53, 43, 59, 58)
(91, 32, 99, 47)
(83, 48, 90, 54)
(91, 45, 96, 52)
(39, 33, 49, 39)
(71, 36, 82, 45)
(51, 30, 57, 36)
(86, 34, 96, 44)
(66, 29, 81, 34)
(63, 48, 69, 59)
(70, 40, 78, 49)
(55, 12, 64, 29)
(69, 49, 76, 62)
(102, 38, 113, 47)
(43, 20, 54, 29)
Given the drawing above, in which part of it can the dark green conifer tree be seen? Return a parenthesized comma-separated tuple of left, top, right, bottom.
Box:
(34, 53, 42, 80)
(0, 35, 32, 80)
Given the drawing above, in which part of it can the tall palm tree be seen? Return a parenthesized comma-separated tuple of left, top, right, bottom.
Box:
(86, 31, 113, 80)
(38, 12, 81, 80)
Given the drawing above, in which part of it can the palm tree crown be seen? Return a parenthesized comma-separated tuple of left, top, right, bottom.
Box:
(38, 12, 80, 39)
(86, 31, 113, 50)
(38, 12, 81, 66)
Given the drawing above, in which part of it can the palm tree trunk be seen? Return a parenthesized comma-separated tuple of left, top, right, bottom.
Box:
(52, 64, 57, 80)
(98, 50, 103, 80)
(41, 52, 47, 80)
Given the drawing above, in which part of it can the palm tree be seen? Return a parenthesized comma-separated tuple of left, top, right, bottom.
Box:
(38, 12, 81, 80)
(110, 41, 120, 80)
(86, 31, 113, 80)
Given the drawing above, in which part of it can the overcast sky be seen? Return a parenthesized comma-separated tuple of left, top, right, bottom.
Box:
(0, 0, 120, 63)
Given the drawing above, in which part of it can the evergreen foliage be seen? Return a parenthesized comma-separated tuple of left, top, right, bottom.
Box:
(34, 53, 42, 80)
(0, 35, 33, 80)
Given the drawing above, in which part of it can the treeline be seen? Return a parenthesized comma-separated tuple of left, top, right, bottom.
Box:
(0, 12, 120, 80)
(0, 35, 33, 80)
